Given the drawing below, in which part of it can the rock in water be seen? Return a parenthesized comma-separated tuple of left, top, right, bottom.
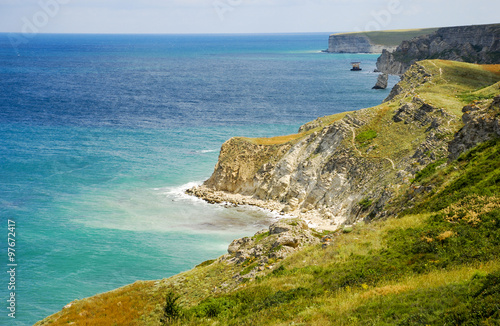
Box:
(372, 73, 388, 89)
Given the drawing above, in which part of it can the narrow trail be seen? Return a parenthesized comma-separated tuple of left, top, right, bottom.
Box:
(429, 61, 447, 82)
(385, 158, 396, 170)
(350, 127, 363, 156)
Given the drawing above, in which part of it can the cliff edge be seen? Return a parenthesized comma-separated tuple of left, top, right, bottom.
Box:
(377, 23, 500, 75)
(189, 60, 500, 230)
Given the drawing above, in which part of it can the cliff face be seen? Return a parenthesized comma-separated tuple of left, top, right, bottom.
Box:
(449, 94, 500, 159)
(377, 24, 500, 75)
(189, 61, 500, 230)
(327, 34, 395, 53)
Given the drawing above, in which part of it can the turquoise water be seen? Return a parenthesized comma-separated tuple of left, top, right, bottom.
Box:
(0, 33, 397, 324)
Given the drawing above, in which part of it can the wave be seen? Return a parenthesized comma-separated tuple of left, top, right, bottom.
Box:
(154, 181, 290, 221)
(154, 181, 206, 203)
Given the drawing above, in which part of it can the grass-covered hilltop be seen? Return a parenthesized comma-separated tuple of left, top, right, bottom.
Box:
(327, 28, 439, 53)
(36, 58, 500, 325)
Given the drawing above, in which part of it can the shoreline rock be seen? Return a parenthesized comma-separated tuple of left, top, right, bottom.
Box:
(372, 73, 388, 89)
(186, 185, 341, 231)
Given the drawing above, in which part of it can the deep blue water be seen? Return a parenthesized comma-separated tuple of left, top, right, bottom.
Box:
(0, 33, 397, 324)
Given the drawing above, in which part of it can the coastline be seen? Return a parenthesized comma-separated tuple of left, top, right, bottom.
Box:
(186, 185, 342, 231)
(32, 24, 500, 324)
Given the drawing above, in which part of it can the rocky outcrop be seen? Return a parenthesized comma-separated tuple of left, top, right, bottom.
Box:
(449, 95, 500, 159)
(327, 33, 395, 53)
(377, 24, 500, 75)
(196, 219, 323, 284)
(201, 138, 292, 194)
(372, 73, 388, 89)
(221, 219, 319, 269)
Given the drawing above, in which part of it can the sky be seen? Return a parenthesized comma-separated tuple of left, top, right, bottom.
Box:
(0, 0, 498, 34)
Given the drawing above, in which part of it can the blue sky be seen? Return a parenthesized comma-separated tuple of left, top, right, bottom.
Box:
(0, 0, 498, 34)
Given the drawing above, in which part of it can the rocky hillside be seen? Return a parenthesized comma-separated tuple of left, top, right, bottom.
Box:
(188, 60, 500, 231)
(327, 28, 437, 53)
(377, 23, 500, 74)
(36, 83, 500, 325)
(36, 60, 500, 326)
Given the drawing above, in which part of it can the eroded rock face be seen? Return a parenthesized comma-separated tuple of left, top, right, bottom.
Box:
(188, 61, 499, 229)
(203, 138, 293, 195)
(449, 95, 500, 159)
(377, 24, 500, 75)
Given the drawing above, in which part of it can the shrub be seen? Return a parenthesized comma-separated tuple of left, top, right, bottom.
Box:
(355, 130, 378, 146)
(359, 198, 373, 210)
(413, 158, 447, 183)
(259, 287, 314, 309)
(160, 291, 182, 324)
(191, 297, 236, 318)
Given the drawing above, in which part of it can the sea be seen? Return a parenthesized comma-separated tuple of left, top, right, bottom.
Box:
(0, 33, 398, 325)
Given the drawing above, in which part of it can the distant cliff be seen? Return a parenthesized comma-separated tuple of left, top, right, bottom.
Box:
(328, 33, 389, 53)
(327, 28, 438, 53)
(377, 23, 500, 74)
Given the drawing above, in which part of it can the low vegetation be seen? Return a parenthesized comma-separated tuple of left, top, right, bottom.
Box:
(355, 129, 378, 147)
(334, 28, 439, 47)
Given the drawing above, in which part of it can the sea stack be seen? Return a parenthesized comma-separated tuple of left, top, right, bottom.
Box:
(372, 73, 388, 89)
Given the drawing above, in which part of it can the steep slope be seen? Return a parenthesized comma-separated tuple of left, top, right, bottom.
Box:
(377, 23, 500, 75)
(189, 60, 500, 230)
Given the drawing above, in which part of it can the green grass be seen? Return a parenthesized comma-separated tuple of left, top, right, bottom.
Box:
(334, 28, 439, 46)
(351, 270, 500, 325)
(459, 93, 497, 103)
(415, 138, 500, 212)
(413, 158, 447, 183)
(459, 81, 500, 104)
(355, 130, 378, 146)
(394, 60, 500, 115)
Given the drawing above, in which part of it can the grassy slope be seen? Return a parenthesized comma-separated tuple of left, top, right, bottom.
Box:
(36, 60, 500, 326)
(333, 28, 439, 46)
(413, 61, 500, 115)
